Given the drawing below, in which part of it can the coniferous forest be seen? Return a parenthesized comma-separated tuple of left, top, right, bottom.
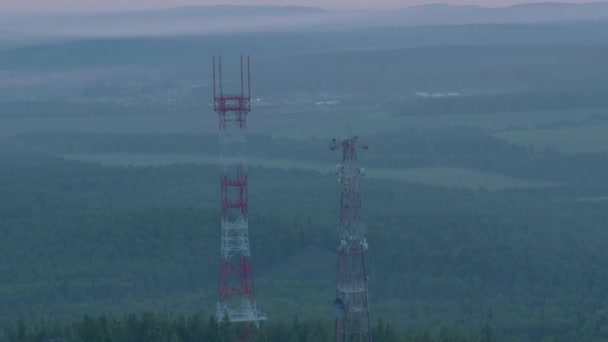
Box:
(4, 313, 495, 342)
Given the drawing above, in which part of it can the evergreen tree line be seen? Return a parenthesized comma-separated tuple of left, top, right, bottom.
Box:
(0, 312, 494, 342)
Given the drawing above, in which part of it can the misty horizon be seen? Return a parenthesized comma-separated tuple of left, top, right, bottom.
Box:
(3, 0, 608, 39)
(1, 0, 608, 13)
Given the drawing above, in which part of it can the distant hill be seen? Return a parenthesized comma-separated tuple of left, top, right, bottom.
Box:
(2, 2, 608, 38)
(138, 5, 327, 16)
(371, 2, 608, 26)
(0, 5, 333, 37)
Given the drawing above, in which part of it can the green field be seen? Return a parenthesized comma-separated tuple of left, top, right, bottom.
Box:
(270, 107, 608, 139)
(498, 122, 608, 154)
(59, 153, 556, 190)
(371, 167, 557, 190)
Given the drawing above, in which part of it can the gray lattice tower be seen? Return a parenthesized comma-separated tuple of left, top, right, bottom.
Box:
(330, 127, 372, 342)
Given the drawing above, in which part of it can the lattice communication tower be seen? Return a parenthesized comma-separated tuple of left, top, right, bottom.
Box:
(212, 55, 265, 329)
(330, 126, 372, 342)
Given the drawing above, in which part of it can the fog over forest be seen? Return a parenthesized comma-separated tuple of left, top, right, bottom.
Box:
(2, 2, 608, 342)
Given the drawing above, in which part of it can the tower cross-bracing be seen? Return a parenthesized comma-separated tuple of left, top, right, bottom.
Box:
(212, 55, 265, 329)
(330, 127, 372, 342)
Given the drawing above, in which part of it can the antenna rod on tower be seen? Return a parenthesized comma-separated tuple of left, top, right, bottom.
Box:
(348, 121, 352, 139)
(212, 56, 217, 111)
(219, 56, 223, 97)
(240, 55, 245, 98)
(247, 55, 251, 104)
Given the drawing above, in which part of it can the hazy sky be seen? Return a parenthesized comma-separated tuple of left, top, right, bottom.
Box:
(0, 0, 604, 12)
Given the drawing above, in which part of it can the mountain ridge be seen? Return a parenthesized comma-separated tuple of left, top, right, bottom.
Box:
(4, 2, 608, 15)
(2, 2, 608, 38)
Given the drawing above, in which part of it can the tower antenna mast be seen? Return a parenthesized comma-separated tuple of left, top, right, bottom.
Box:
(330, 128, 372, 342)
(212, 55, 265, 339)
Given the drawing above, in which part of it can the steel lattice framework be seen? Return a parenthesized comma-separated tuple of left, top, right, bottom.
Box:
(212, 55, 265, 328)
(330, 127, 372, 342)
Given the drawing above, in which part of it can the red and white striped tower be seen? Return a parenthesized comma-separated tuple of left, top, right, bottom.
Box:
(330, 126, 372, 342)
(212, 55, 265, 329)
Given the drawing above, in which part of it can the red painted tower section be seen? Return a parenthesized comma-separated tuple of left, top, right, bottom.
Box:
(330, 127, 372, 342)
(212, 55, 265, 330)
